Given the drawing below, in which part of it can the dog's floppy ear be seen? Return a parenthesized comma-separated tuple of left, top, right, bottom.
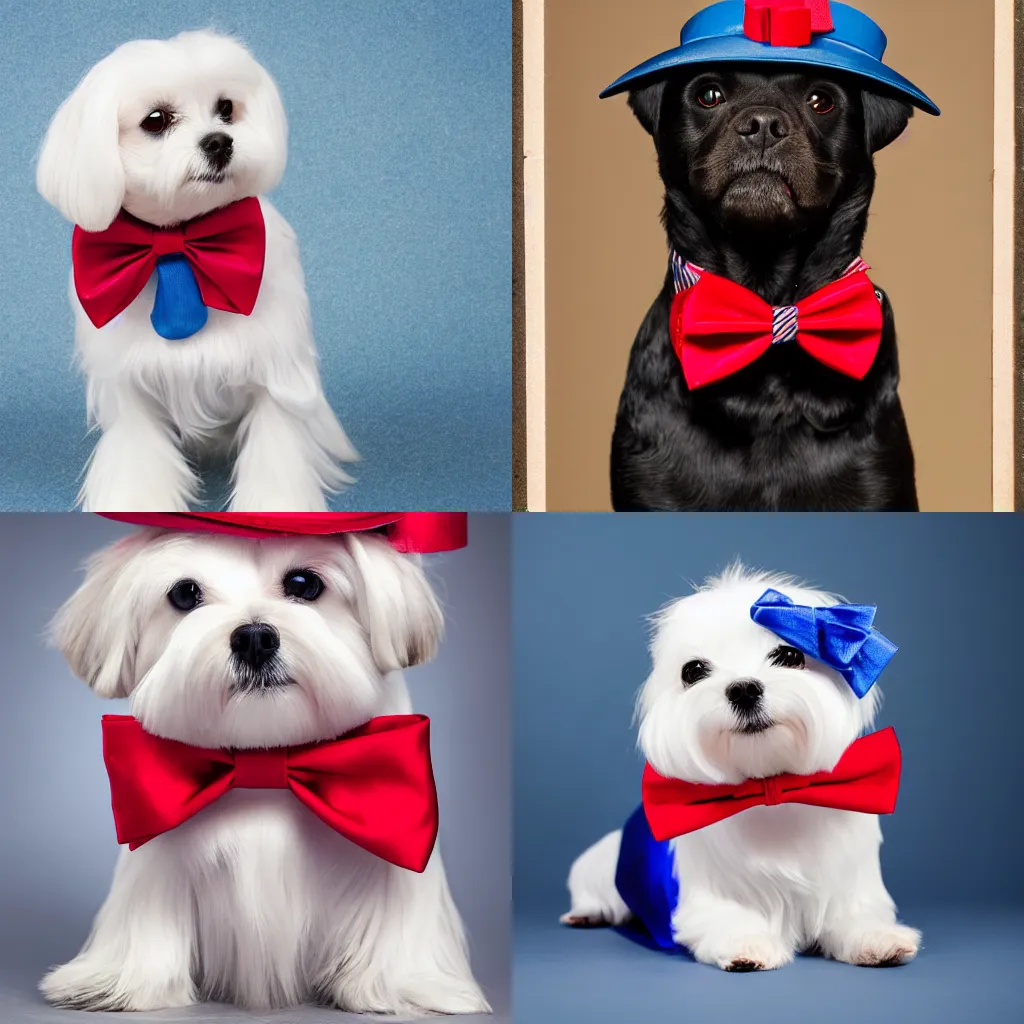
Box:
(862, 91, 913, 154)
(628, 81, 667, 137)
(37, 61, 126, 231)
(50, 533, 146, 698)
(246, 48, 289, 192)
(345, 534, 444, 673)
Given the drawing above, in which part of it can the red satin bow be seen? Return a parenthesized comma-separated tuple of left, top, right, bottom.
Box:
(71, 197, 266, 328)
(101, 714, 439, 872)
(96, 512, 468, 553)
(671, 268, 883, 389)
(642, 727, 901, 840)
(744, 0, 834, 46)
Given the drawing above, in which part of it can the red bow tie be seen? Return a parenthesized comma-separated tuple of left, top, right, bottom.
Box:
(72, 197, 266, 329)
(101, 714, 438, 873)
(642, 727, 901, 841)
(669, 260, 884, 389)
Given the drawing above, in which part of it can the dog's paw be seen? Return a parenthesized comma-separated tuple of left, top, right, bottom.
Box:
(844, 924, 921, 967)
(701, 934, 793, 973)
(328, 971, 490, 1017)
(40, 958, 196, 1011)
(403, 976, 492, 1016)
(560, 908, 618, 928)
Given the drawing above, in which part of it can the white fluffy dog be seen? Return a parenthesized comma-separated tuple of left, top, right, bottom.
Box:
(563, 566, 920, 971)
(41, 529, 488, 1015)
(37, 30, 357, 511)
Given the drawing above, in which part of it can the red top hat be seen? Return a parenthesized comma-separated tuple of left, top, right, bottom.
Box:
(97, 513, 467, 553)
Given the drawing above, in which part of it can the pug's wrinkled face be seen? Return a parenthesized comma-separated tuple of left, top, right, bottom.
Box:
(631, 66, 910, 235)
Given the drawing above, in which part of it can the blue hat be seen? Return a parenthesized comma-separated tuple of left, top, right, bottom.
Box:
(600, 0, 939, 116)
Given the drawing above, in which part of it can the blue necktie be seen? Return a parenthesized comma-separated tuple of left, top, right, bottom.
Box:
(151, 255, 208, 340)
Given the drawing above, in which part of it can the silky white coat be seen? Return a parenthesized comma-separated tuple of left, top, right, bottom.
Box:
(41, 529, 488, 1015)
(37, 31, 356, 511)
(563, 566, 920, 971)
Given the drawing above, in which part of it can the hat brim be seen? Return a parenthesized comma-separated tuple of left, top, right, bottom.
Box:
(600, 36, 940, 116)
(97, 513, 468, 553)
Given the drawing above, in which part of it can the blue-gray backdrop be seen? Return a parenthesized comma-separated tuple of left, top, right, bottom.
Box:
(0, 0, 510, 511)
(513, 513, 1024, 1024)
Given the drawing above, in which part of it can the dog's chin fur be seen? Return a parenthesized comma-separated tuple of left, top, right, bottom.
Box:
(36, 30, 357, 512)
(563, 565, 920, 973)
(40, 530, 489, 1015)
(719, 170, 800, 231)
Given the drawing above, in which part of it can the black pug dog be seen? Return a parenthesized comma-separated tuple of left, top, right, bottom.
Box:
(611, 66, 918, 511)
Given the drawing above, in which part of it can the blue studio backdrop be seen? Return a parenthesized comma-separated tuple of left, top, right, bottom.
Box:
(0, 0, 511, 510)
(513, 513, 1024, 1024)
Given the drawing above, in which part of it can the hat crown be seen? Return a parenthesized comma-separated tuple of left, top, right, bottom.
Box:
(681, 0, 887, 60)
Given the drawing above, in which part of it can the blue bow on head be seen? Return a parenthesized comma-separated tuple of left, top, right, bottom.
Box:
(750, 589, 897, 698)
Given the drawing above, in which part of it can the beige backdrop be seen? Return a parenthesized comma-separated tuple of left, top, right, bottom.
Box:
(544, 0, 994, 511)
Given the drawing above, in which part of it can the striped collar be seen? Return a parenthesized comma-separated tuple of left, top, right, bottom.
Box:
(670, 251, 872, 295)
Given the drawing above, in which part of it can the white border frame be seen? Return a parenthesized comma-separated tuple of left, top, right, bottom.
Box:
(524, 0, 547, 511)
(522, 0, 1015, 511)
(993, 0, 1015, 511)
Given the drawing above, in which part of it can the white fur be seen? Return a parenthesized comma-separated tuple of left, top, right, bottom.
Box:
(563, 565, 920, 971)
(42, 530, 488, 1015)
(37, 30, 357, 511)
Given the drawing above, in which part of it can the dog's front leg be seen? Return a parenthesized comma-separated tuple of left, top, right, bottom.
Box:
(316, 855, 490, 1016)
(40, 844, 197, 1011)
(673, 889, 794, 972)
(230, 391, 354, 512)
(817, 854, 920, 967)
(80, 397, 198, 511)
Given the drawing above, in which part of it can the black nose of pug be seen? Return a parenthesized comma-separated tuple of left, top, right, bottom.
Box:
(735, 107, 791, 150)
(199, 131, 234, 171)
(230, 622, 280, 671)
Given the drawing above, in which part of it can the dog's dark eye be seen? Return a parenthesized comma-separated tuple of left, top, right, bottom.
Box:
(696, 85, 725, 109)
(283, 570, 324, 601)
(808, 91, 836, 115)
(682, 659, 712, 686)
(769, 645, 806, 669)
(215, 98, 234, 123)
(141, 108, 173, 135)
(168, 579, 202, 611)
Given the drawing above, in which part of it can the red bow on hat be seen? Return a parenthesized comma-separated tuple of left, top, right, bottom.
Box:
(102, 714, 439, 872)
(744, 0, 835, 47)
(642, 728, 901, 840)
(670, 265, 883, 389)
(97, 513, 468, 553)
(72, 197, 266, 329)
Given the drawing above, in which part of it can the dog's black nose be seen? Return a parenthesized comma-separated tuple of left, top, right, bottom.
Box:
(735, 108, 790, 149)
(726, 679, 764, 712)
(199, 131, 234, 170)
(230, 622, 280, 670)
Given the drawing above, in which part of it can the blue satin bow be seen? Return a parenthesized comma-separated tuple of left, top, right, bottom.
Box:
(750, 589, 898, 698)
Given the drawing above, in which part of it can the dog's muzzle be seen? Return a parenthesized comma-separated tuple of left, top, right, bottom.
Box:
(199, 131, 233, 172)
(229, 622, 294, 694)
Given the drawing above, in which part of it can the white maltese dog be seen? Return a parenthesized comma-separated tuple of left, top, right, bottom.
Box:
(41, 528, 489, 1016)
(37, 30, 357, 511)
(563, 565, 919, 972)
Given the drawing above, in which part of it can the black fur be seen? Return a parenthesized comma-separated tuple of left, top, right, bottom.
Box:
(610, 67, 918, 511)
